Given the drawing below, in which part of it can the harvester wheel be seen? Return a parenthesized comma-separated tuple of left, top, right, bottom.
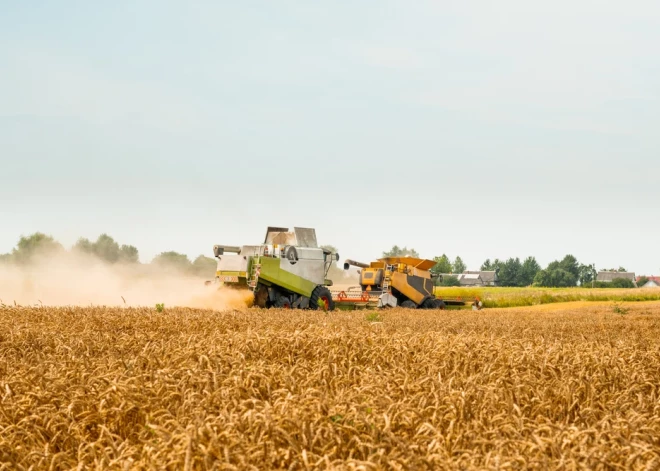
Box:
(433, 299, 446, 310)
(421, 297, 440, 309)
(274, 295, 292, 309)
(310, 286, 335, 312)
(400, 300, 416, 309)
(253, 284, 269, 308)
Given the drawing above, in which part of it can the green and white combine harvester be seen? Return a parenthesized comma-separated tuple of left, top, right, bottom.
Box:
(208, 227, 339, 310)
(207, 226, 478, 311)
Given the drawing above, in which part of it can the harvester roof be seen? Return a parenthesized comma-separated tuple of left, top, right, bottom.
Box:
(378, 257, 436, 271)
(263, 226, 318, 248)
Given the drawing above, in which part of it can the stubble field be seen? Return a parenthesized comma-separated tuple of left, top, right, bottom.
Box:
(1, 302, 660, 470)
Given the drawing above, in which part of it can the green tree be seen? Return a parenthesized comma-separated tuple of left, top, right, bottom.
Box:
(534, 268, 576, 287)
(152, 251, 192, 272)
(480, 257, 537, 286)
(118, 244, 139, 264)
(533, 269, 549, 287)
(382, 245, 419, 258)
(490, 259, 505, 273)
(440, 275, 461, 287)
(0, 253, 12, 263)
(498, 258, 522, 286)
(431, 254, 452, 274)
(603, 267, 627, 273)
(93, 234, 121, 263)
(578, 263, 597, 286)
(558, 255, 580, 280)
(73, 237, 94, 254)
(74, 234, 139, 264)
(520, 256, 541, 286)
(534, 255, 580, 287)
(191, 255, 217, 278)
(637, 276, 649, 287)
(11, 233, 64, 264)
(452, 256, 467, 274)
(430, 254, 453, 286)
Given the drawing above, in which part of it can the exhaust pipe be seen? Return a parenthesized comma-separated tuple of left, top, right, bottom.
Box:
(344, 259, 369, 270)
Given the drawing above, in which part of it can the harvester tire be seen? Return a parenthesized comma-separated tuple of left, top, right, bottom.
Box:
(400, 300, 416, 309)
(274, 295, 292, 309)
(421, 297, 439, 309)
(433, 299, 446, 310)
(253, 284, 269, 308)
(310, 286, 335, 312)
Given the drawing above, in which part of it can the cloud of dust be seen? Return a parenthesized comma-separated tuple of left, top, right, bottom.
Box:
(0, 251, 253, 310)
(327, 262, 361, 292)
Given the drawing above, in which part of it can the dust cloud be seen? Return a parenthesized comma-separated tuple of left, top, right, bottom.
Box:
(0, 252, 253, 310)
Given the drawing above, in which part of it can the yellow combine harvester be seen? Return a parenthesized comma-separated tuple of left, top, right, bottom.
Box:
(341, 257, 447, 309)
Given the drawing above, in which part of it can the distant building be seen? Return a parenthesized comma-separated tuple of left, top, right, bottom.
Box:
(458, 270, 498, 287)
(637, 276, 660, 288)
(457, 273, 483, 286)
(597, 271, 637, 286)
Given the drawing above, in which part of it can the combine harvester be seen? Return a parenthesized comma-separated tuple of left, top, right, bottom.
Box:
(208, 226, 337, 310)
(207, 226, 474, 311)
(335, 259, 475, 310)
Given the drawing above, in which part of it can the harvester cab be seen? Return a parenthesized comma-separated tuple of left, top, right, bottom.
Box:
(209, 226, 339, 311)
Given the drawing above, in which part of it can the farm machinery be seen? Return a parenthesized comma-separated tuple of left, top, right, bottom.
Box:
(207, 226, 473, 311)
(208, 226, 338, 310)
(337, 257, 447, 309)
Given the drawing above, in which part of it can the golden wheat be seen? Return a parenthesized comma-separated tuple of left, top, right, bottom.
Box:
(434, 286, 660, 308)
(1, 303, 659, 470)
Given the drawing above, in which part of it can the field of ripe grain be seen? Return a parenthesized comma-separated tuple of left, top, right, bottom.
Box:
(2, 304, 660, 470)
(435, 286, 660, 308)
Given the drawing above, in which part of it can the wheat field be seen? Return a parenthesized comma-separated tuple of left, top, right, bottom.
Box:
(434, 286, 660, 308)
(1, 302, 660, 470)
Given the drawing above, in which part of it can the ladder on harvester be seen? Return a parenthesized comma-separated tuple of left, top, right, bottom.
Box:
(247, 256, 261, 290)
(382, 265, 394, 293)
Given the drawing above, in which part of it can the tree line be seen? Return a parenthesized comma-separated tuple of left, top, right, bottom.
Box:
(382, 246, 636, 288)
(1, 234, 639, 287)
(481, 255, 636, 287)
(0, 232, 217, 278)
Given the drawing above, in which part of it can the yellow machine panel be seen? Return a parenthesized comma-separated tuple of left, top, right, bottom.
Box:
(390, 271, 434, 304)
(380, 257, 436, 271)
(410, 268, 432, 279)
(360, 268, 384, 286)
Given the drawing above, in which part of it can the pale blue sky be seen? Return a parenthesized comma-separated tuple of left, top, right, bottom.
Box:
(1, 1, 659, 273)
